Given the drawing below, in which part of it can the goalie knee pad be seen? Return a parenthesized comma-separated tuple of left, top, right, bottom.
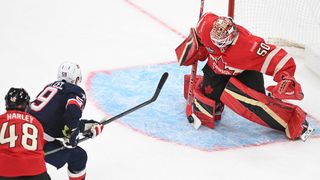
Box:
(186, 75, 224, 128)
(184, 74, 202, 100)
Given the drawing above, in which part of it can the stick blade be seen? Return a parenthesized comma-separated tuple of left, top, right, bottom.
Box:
(158, 72, 169, 90)
(152, 72, 169, 101)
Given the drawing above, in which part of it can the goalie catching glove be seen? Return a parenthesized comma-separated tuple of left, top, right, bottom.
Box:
(175, 28, 208, 66)
(79, 119, 104, 138)
(267, 72, 304, 100)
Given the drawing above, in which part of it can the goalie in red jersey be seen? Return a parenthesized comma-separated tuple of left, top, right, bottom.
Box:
(176, 12, 314, 141)
(0, 88, 50, 180)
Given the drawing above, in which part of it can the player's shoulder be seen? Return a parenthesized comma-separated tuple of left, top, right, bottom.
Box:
(3, 110, 43, 127)
(52, 81, 85, 95)
(236, 24, 265, 44)
(197, 12, 218, 31)
(202, 12, 219, 20)
(196, 12, 219, 40)
(64, 82, 85, 93)
(236, 25, 251, 35)
(58, 81, 86, 103)
(25, 112, 44, 129)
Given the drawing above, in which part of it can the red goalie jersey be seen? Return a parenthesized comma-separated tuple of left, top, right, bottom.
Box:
(0, 110, 47, 177)
(182, 12, 297, 82)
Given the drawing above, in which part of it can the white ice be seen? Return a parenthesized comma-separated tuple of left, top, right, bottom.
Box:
(0, 0, 319, 179)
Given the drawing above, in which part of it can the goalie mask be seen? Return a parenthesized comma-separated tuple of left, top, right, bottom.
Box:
(210, 16, 238, 48)
(5, 88, 30, 112)
(57, 61, 82, 85)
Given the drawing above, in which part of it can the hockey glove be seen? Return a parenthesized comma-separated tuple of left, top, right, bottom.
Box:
(79, 119, 104, 138)
(62, 125, 80, 148)
(267, 75, 304, 100)
(175, 28, 208, 66)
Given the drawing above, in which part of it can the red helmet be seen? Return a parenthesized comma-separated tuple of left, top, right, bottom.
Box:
(210, 16, 238, 48)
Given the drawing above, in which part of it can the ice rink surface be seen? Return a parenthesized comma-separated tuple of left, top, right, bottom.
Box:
(1, 0, 320, 179)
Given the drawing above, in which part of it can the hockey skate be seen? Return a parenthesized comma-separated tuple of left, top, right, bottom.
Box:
(300, 121, 315, 141)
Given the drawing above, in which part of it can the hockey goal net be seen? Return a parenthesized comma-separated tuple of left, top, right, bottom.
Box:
(228, 0, 320, 76)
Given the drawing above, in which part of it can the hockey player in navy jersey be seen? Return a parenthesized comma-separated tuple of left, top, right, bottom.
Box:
(30, 62, 104, 180)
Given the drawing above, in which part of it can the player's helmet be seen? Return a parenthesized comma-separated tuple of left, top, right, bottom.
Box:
(210, 16, 238, 48)
(5, 88, 30, 111)
(57, 62, 82, 85)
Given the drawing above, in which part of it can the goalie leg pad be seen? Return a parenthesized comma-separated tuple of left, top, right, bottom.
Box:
(221, 77, 306, 139)
(192, 78, 224, 128)
(184, 74, 203, 100)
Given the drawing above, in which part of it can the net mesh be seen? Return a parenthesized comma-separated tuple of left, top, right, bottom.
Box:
(233, 0, 320, 48)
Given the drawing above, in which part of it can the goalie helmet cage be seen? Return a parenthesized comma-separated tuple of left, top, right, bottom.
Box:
(227, 0, 320, 49)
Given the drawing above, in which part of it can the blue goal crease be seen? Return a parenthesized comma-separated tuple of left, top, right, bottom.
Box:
(87, 62, 320, 151)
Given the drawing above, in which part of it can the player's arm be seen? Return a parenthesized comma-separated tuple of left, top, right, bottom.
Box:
(252, 38, 303, 100)
(62, 90, 103, 147)
(62, 90, 86, 147)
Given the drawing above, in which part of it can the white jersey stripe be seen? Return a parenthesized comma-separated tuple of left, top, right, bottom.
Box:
(260, 47, 281, 74)
(273, 54, 292, 77)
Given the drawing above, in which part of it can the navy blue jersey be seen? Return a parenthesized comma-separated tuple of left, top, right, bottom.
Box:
(30, 81, 86, 139)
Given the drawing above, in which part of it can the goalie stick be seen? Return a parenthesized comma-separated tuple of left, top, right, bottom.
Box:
(45, 72, 169, 155)
(186, 0, 205, 129)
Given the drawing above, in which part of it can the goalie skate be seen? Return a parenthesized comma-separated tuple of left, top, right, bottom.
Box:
(300, 121, 315, 142)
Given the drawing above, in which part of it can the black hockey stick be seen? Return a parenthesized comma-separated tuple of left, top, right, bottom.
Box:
(45, 72, 169, 155)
